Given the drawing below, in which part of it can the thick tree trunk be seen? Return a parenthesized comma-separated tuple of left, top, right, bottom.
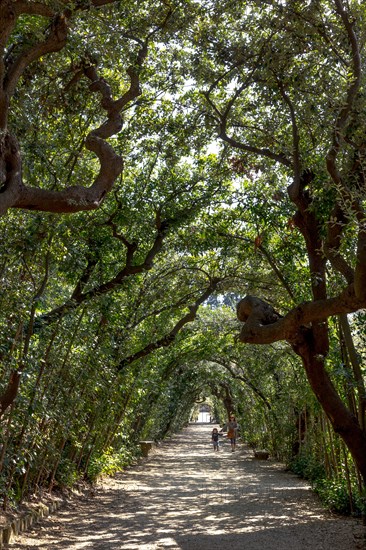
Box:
(294, 326, 366, 484)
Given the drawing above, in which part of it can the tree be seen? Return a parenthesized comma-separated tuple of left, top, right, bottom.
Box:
(189, 0, 366, 482)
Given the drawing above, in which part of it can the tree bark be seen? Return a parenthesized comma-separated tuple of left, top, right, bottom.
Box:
(294, 326, 366, 484)
(0, 370, 21, 418)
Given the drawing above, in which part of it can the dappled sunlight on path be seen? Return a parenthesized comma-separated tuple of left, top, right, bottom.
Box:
(12, 424, 365, 549)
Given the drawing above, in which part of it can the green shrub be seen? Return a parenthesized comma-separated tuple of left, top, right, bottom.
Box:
(289, 452, 362, 516)
(86, 446, 138, 482)
(55, 458, 79, 488)
(314, 479, 360, 515)
(289, 451, 325, 482)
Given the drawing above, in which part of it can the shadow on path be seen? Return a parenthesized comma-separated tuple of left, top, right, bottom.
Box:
(11, 424, 365, 549)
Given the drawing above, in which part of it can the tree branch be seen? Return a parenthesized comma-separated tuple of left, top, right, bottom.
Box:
(237, 288, 366, 346)
(5, 12, 69, 97)
(117, 277, 221, 370)
(1, 8, 151, 216)
(219, 127, 292, 167)
(33, 213, 170, 329)
(203, 63, 292, 168)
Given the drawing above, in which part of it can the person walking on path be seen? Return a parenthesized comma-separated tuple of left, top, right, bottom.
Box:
(211, 427, 220, 451)
(227, 414, 238, 452)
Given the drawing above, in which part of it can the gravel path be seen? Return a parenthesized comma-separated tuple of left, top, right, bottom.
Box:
(11, 424, 365, 549)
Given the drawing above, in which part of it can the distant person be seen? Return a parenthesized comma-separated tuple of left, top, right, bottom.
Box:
(227, 415, 238, 452)
(211, 427, 220, 451)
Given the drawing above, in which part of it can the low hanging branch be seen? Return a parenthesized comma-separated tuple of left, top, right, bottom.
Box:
(236, 288, 366, 347)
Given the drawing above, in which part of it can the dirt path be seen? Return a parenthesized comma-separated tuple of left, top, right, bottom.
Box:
(11, 424, 365, 549)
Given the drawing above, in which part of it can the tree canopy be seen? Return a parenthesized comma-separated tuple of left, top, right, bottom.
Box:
(1, 0, 366, 516)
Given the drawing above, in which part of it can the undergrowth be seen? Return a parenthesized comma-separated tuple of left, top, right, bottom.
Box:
(289, 451, 364, 517)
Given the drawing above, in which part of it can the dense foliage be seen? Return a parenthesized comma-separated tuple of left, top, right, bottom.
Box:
(0, 0, 366, 518)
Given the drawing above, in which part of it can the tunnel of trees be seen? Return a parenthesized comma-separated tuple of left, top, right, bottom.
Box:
(1, 0, 366, 517)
